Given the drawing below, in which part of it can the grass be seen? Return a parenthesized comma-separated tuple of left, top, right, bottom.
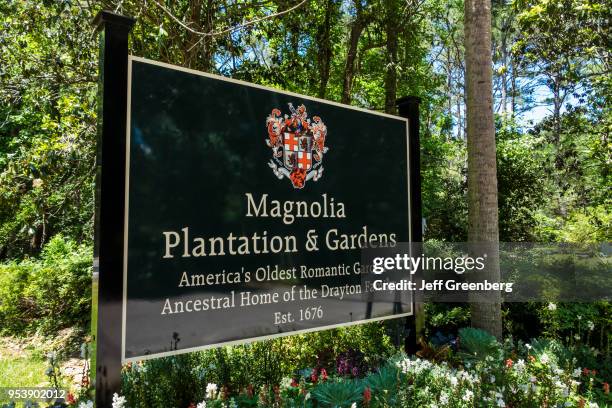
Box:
(0, 347, 49, 388)
(0, 279, 97, 395)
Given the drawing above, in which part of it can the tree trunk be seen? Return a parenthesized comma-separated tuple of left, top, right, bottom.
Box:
(341, 5, 365, 104)
(185, 0, 202, 69)
(201, 0, 216, 72)
(317, 0, 334, 98)
(384, 0, 399, 114)
(457, 91, 463, 140)
(551, 74, 567, 171)
(464, 0, 502, 339)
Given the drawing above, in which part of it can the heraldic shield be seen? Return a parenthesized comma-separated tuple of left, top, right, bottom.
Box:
(266, 103, 328, 189)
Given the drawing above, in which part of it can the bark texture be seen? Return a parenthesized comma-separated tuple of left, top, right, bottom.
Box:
(384, 0, 399, 114)
(464, 0, 502, 339)
(341, 1, 366, 104)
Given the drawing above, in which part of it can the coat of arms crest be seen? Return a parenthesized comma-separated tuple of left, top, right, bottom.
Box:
(265, 103, 328, 189)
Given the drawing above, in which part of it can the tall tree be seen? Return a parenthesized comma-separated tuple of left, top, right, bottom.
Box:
(315, 0, 337, 98)
(341, 0, 370, 104)
(513, 0, 611, 171)
(383, 0, 400, 113)
(464, 0, 502, 338)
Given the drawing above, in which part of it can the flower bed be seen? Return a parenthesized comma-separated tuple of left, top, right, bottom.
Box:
(117, 333, 610, 407)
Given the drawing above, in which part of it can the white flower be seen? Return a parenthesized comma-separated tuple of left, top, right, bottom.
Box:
(577, 315, 582, 320)
(351, 403, 357, 408)
(515, 359, 526, 371)
(280, 377, 293, 389)
(529, 376, 537, 383)
(575, 334, 581, 340)
(206, 383, 218, 399)
(588, 403, 599, 408)
(439, 392, 449, 405)
(587, 321, 594, 331)
(525, 343, 532, 350)
(197, 402, 207, 408)
(497, 398, 506, 407)
(450, 376, 458, 386)
(490, 375, 496, 383)
(462, 390, 474, 401)
(548, 303, 557, 311)
(397, 358, 433, 375)
(540, 353, 550, 364)
(78, 402, 94, 408)
(573, 368, 581, 377)
(112, 393, 126, 408)
(561, 386, 569, 397)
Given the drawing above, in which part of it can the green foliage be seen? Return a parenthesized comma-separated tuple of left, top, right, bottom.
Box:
(0, 2, 609, 407)
(121, 353, 208, 408)
(283, 323, 394, 372)
(424, 303, 470, 336)
(496, 117, 547, 241)
(0, 0, 608, 257)
(122, 325, 393, 408)
(0, 0, 97, 259)
(457, 327, 501, 363)
(310, 379, 364, 407)
(364, 365, 401, 406)
(0, 235, 92, 335)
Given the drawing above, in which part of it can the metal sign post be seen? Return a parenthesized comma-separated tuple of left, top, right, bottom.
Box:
(92, 10, 134, 408)
(397, 96, 423, 354)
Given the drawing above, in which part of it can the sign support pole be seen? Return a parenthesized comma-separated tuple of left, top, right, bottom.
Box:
(396, 96, 423, 355)
(92, 10, 134, 408)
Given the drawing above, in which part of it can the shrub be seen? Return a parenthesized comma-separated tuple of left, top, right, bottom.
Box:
(122, 324, 394, 408)
(284, 323, 394, 373)
(0, 235, 92, 335)
(0, 261, 30, 333)
(121, 353, 207, 408)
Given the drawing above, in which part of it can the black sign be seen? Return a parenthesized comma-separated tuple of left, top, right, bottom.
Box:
(122, 56, 412, 361)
